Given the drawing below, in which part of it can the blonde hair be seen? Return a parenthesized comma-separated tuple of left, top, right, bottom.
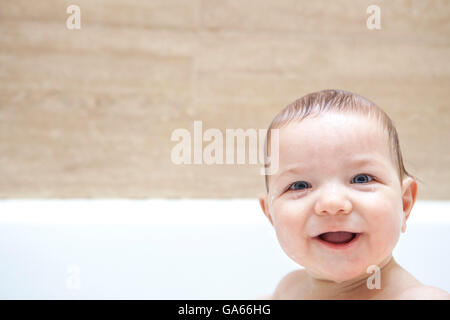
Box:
(264, 89, 416, 193)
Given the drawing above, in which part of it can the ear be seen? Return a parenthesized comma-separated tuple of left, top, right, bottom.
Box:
(401, 176, 418, 233)
(258, 192, 274, 226)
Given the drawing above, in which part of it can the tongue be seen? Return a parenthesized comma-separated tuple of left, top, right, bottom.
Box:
(319, 232, 355, 244)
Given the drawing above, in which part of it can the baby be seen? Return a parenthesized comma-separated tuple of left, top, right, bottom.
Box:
(258, 89, 449, 300)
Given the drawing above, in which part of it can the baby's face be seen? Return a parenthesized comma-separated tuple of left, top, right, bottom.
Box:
(263, 112, 416, 283)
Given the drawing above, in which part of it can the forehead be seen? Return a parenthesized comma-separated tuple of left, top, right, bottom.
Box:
(275, 112, 394, 173)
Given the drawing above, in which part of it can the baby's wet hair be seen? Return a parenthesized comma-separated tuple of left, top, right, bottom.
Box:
(263, 89, 417, 193)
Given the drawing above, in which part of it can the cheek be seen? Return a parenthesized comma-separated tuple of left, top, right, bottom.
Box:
(363, 193, 403, 254)
(271, 200, 309, 259)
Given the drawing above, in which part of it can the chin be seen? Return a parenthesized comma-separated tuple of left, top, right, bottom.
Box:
(331, 272, 363, 283)
(312, 263, 368, 283)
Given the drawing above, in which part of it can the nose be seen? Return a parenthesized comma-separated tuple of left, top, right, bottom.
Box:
(313, 183, 352, 216)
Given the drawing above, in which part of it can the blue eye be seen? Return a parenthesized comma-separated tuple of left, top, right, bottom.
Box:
(288, 181, 310, 191)
(352, 174, 374, 184)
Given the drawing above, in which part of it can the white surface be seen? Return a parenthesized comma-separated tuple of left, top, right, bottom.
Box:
(0, 199, 448, 299)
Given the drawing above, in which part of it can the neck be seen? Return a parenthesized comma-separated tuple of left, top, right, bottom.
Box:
(304, 255, 396, 299)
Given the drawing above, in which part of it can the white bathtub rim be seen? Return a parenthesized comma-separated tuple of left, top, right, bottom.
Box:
(0, 199, 448, 225)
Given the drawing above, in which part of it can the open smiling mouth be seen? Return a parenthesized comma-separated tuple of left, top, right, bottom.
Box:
(314, 231, 362, 249)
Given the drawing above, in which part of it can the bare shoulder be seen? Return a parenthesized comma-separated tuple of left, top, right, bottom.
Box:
(272, 269, 306, 299)
(395, 285, 450, 300)
(257, 269, 304, 300)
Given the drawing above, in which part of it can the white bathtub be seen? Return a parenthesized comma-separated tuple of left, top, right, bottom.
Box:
(0, 199, 448, 299)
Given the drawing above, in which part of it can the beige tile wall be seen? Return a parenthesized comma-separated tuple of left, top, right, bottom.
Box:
(0, 0, 449, 199)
